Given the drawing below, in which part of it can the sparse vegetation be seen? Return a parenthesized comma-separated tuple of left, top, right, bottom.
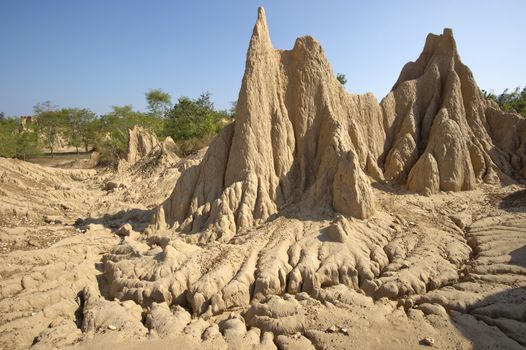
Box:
(483, 86, 526, 117)
(0, 90, 233, 162)
(337, 73, 347, 85)
(146, 89, 172, 119)
(0, 117, 40, 160)
(164, 92, 231, 155)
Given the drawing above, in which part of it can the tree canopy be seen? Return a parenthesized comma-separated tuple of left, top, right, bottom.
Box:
(146, 89, 172, 118)
(1, 90, 234, 162)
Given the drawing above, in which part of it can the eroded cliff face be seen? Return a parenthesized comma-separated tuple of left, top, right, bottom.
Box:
(157, 9, 525, 240)
(159, 8, 383, 240)
(381, 28, 515, 194)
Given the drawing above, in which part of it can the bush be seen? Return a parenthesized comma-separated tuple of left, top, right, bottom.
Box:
(164, 92, 231, 154)
(483, 86, 526, 117)
(0, 118, 41, 160)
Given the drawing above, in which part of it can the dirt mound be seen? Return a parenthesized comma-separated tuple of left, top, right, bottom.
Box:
(99, 126, 182, 207)
(97, 7, 525, 348)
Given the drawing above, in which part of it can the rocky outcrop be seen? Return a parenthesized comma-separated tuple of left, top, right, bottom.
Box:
(126, 125, 159, 164)
(381, 29, 486, 190)
(380, 28, 525, 193)
(155, 8, 525, 241)
(118, 126, 179, 171)
(159, 8, 379, 239)
(485, 106, 526, 178)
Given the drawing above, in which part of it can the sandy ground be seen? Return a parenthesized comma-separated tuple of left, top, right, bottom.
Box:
(0, 154, 524, 350)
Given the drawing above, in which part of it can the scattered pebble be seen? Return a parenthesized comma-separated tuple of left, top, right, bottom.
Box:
(326, 325, 338, 333)
(339, 327, 349, 335)
(420, 337, 435, 346)
(107, 324, 117, 330)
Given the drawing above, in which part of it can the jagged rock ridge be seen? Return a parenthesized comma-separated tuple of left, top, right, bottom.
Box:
(158, 8, 382, 239)
(156, 7, 525, 239)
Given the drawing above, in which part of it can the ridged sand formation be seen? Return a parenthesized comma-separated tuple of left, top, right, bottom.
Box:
(156, 8, 525, 240)
(99, 5, 526, 343)
(1, 7, 525, 350)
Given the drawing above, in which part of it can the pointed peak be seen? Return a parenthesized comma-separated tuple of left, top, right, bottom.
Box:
(392, 28, 460, 90)
(257, 6, 266, 21)
(248, 6, 272, 56)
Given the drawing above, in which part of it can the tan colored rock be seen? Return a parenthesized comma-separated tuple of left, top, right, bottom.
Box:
(126, 125, 159, 164)
(118, 125, 180, 172)
(407, 152, 439, 195)
(381, 28, 525, 193)
(160, 7, 377, 239)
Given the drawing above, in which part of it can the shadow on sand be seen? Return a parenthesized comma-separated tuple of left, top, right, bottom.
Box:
(75, 207, 154, 233)
(499, 188, 526, 213)
(452, 190, 526, 349)
(451, 285, 526, 349)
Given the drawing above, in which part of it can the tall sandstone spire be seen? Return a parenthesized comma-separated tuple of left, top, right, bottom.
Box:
(156, 9, 525, 240)
(380, 28, 525, 194)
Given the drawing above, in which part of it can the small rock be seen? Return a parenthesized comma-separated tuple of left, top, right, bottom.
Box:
(116, 223, 133, 237)
(339, 327, 349, 335)
(107, 325, 117, 331)
(326, 325, 338, 333)
(43, 215, 62, 224)
(60, 203, 72, 211)
(420, 337, 435, 346)
(103, 181, 117, 191)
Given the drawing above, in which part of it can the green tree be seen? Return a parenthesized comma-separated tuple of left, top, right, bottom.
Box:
(0, 118, 40, 160)
(483, 86, 526, 117)
(196, 91, 214, 110)
(34, 101, 65, 158)
(146, 89, 172, 118)
(482, 89, 497, 102)
(337, 73, 347, 85)
(63, 108, 97, 153)
(15, 124, 41, 161)
(164, 93, 229, 155)
(0, 118, 18, 158)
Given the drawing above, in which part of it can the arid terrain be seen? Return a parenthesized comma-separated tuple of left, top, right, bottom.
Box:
(1, 7, 525, 350)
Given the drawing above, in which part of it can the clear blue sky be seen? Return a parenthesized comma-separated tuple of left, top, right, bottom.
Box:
(0, 0, 524, 116)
